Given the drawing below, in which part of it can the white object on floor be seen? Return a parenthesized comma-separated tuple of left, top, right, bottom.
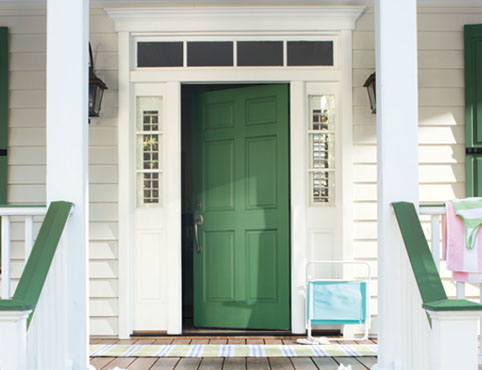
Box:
(296, 337, 330, 345)
(337, 365, 352, 370)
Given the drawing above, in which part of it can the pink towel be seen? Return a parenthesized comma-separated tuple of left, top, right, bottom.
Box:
(443, 201, 482, 282)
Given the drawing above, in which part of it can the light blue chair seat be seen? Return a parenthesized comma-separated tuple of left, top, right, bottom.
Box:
(308, 281, 367, 325)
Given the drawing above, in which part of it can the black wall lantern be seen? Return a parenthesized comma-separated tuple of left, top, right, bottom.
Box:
(89, 43, 108, 118)
(363, 72, 376, 114)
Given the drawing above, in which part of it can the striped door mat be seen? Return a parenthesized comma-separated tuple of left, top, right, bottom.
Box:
(90, 344, 377, 358)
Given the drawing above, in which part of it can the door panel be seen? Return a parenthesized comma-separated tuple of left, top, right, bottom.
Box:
(193, 84, 290, 330)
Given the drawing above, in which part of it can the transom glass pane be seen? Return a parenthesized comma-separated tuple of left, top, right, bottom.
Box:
(136, 96, 163, 207)
(308, 94, 335, 206)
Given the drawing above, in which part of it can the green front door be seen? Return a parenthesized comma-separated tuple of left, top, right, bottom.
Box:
(192, 84, 290, 330)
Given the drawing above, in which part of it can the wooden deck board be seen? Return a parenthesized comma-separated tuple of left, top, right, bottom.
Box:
(102, 357, 136, 369)
(126, 358, 158, 369)
(356, 357, 377, 368)
(89, 336, 379, 370)
(223, 357, 246, 370)
(90, 357, 114, 369)
(199, 357, 224, 370)
(290, 358, 318, 370)
(246, 357, 270, 370)
(311, 357, 339, 370)
(333, 357, 369, 370)
(268, 357, 294, 369)
(150, 358, 181, 370)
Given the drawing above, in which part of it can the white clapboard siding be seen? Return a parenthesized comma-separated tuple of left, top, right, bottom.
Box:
(352, 7, 474, 332)
(90, 279, 119, 298)
(6, 8, 119, 336)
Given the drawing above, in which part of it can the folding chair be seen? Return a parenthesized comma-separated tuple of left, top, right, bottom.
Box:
(298, 261, 371, 344)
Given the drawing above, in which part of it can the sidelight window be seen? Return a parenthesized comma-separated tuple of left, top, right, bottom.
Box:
(308, 95, 335, 205)
(136, 97, 163, 207)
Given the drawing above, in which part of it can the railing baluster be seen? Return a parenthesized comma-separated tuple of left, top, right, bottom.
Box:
(431, 214, 441, 272)
(1, 215, 11, 299)
(456, 281, 465, 299)
(24, 215, 34, 261)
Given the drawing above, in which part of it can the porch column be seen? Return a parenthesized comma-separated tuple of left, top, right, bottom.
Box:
(46, 0, 89, 368)
(374, 1, 423, 370)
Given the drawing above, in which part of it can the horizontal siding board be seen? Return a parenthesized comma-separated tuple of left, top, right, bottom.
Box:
(8, 184, 45, 203)
(89, 146, 118, 165)
(90, 222, 118, 241)
(90, 165, 118, 184)
(90, 298, 118, 317)
(418, 50, 464, 69)
(90, 317, 118, 336)
(90, 184, 118, 203)
(10, 52, 45, 71)
(90, 33, 118, 53)
(8, 147, 45, 165)
(9, 90, 45, 108)
(90, 260, 118, 279)
(9, 108, 46, 128)
(419, 106, 464, 126)
(90, 279, 118, 298)
(89, 127, 117, 146)
(354, 203, 377, 221)
(419, 164, 465, 183)
(10, 71, 46, 90)
(90, 203, 118, 222)
(90, 241, 118, 260)
(8, 165, 45, 184)
(10, 34, 45, 53)
(0, 17, 45, 34)
(419, 145, 465, 164)
(420, 183, 465, 201)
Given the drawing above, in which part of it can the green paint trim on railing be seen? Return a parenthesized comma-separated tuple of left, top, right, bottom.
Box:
(0, 204, 46, 208)
(393, 201, 482, 314)
(419, 203, 445, 208)
(0, 201, 73, 327)
(0, 299, 33, 311)
(423, 299, 482, 311)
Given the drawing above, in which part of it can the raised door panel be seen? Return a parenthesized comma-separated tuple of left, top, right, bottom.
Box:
(203, 230, 235, 302)
(246, 136, 277, 209)
(247, 230, 278, 302)
(203, 140, 234, 211)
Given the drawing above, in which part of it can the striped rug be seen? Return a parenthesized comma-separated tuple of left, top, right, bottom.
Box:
(90, 344, 377, 358)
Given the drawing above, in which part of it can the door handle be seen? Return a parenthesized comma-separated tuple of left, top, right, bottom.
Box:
(194, 214, 204, 254)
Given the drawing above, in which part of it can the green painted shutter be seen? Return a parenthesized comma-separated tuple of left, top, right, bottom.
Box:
(0, 27, 7, 204)
(465, 24, 482, 196)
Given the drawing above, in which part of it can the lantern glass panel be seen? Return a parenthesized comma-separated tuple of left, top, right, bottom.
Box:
(89, 84, 97, 116)
(94, 85, 104, 116)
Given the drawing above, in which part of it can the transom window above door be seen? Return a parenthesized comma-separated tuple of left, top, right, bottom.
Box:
(136, 40, 335, 68)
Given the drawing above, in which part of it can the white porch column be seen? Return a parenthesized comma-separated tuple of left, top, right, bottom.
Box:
(46, 0, 89, 369)
(374, 1, 422, 370)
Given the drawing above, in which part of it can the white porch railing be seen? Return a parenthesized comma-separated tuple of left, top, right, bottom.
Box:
(419, 204, 482, 365)
(0, 205, 47, 299)
(0, 202, 74, 370)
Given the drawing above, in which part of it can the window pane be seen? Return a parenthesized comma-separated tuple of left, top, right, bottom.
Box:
(287, 41, 333, 66)
(136, 96, 163, 207)
(137, 42, 183, 67)
(309, 94, 335, 206)
(187, 42, 233, 67)
(237, 41, 283, 66)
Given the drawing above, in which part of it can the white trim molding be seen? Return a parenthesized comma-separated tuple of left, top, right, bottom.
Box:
(110, 4, 364, 337)
(105, 6, 366, 33)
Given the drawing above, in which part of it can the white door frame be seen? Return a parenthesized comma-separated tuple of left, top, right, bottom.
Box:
(109, 5, 364, 337)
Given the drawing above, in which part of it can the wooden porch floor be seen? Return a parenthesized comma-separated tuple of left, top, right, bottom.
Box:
(89, 337, 378, 370)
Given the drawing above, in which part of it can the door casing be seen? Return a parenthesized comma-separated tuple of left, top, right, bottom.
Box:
(114, 27, 357, 338)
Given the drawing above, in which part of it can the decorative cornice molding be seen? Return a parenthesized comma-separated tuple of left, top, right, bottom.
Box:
(105, 6, 367, 33)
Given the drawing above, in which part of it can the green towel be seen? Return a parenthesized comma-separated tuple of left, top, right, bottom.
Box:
(452, 198, 482, 249)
